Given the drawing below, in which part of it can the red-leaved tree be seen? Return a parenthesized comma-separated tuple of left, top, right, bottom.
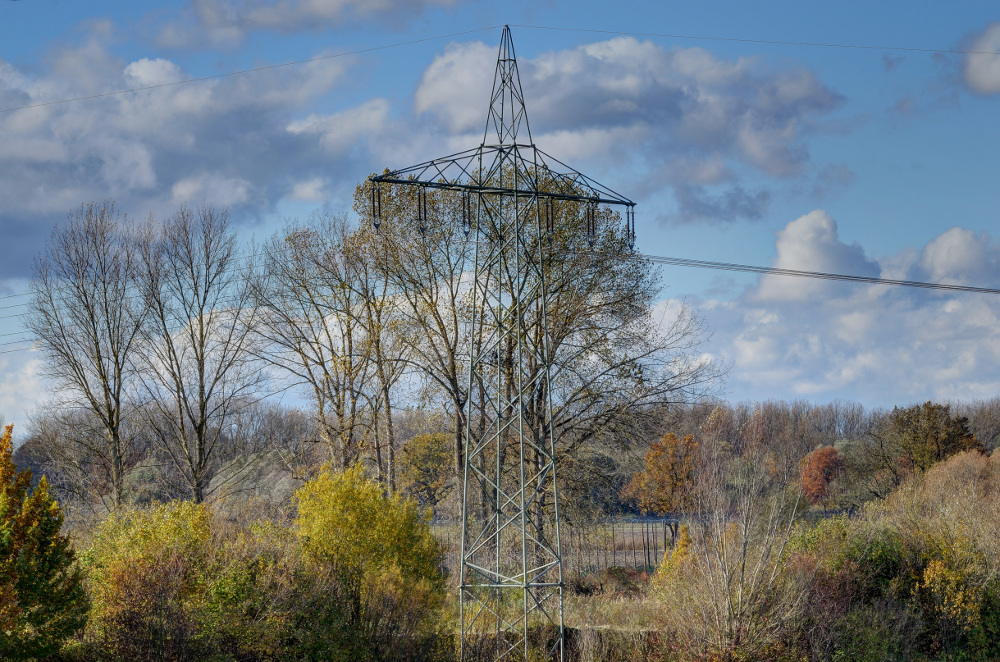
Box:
(800, 446, 844, 508)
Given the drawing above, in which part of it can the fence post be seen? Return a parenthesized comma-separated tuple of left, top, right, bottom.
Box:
(653, 521, 658, 569)
(631, 522, 637, 571)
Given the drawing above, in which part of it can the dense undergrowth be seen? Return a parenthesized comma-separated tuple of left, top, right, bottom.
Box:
(621, 450, 1000, 662)
(6, 448, 1000, 661)
(46, 465, 448, 662)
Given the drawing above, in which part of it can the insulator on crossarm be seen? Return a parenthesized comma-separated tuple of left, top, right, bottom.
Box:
(371, 183, 382, 231)
(544, 198, 554, 246)
(462, 191, 472, 238)
(417, 187, 427, 236)
(627, 206, 636, 251)
(586, 201, 596, 249)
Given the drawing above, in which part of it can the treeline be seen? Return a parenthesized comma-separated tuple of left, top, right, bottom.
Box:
(632, 397, 1000, 661)
(16, 191, 717, 520)
(9, 191, 1000, 661)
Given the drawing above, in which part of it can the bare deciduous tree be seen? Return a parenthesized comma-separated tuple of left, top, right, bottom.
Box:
(659, 423, 810, 660)
(27, 201, 145, 509)
(350, 224, 410, 491)
(355, 183, 476, 476)
(253, 214, 374, 471)
(136, 206, 264, 503)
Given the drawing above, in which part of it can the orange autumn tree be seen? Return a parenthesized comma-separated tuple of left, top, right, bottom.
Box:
(800, 446, 844, 509)
(621, 433, 698, 538)
(0, 424, 87, 659)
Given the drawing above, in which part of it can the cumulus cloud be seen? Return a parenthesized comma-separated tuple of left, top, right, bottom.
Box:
(699, 211, 1000, 403)
(756, 209, 879, 301)
(0, 31, 389, 277)
(918, 227, 1000, 285)
(160, 0, 457, 47)
(0, 354, 45, 428)
(287, 98, 390, 154)
(964, 23, 1000, 94)
(416, 37, 843, 224)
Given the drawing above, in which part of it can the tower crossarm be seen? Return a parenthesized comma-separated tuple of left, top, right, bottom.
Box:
(370, 144, 635, 207)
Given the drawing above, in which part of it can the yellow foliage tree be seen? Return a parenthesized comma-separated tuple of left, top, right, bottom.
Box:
(296, 464, 442, 586)
(295, 465, 445, 660)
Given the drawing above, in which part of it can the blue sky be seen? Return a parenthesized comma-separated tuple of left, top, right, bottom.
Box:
(2, 0, 1000, 424)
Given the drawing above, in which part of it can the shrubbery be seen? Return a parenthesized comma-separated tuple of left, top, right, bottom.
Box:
(793, 450, 1000, 661)
(645, 449, 1000, 662)
(295, 464, 446, 661)
(77, 464, 446, 662)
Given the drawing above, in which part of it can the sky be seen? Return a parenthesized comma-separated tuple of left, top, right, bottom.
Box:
(2, 0, 1000, 426)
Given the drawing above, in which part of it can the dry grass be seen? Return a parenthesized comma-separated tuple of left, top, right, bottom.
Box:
(565, 593, 671, 632)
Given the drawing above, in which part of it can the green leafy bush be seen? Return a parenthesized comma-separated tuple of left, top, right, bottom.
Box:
(793, 451, 1000, 661)
(82, 500, 212, 660)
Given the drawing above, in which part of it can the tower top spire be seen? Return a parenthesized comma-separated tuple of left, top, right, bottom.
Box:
(483, 25, 532, 146)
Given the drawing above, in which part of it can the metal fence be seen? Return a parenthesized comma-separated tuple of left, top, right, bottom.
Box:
(432, 518, 678, 578)
(563, 518, 677, 575)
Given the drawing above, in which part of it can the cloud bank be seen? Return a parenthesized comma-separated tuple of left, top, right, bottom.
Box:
(0, 29, 388, 277)
(700, 210, 1000, 403)
(415, 37, 843, 223)
(159, 0, 458, 47)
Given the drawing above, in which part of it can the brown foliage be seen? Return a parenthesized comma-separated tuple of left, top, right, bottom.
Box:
(620, 433, 698, 516)
(800, 446, 844, 506)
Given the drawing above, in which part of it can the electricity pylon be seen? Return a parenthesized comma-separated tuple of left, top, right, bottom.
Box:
(369, 25, 635, 661)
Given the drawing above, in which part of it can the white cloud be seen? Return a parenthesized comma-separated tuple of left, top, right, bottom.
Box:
(415, 41, 495, 134)
(124, 58, 184, 87)
(415, 37, 843, 224)
(0, 32, 364, 277)
(287, 98, 390, 154)
(698, 211, 1000, 404)
(160, 0, 457, 47)
(919, 227, 999, 285)
(964, 23, 1000, 94)
(756, 209, 878, 301)
(171, 172, 252, 207)
(0, 354, 45, 431)
(288, 177, 329, 201)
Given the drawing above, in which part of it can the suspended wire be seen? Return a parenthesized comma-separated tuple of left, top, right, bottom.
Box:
(511, 23, 1000, 57)
(1, 21, 996, 117)
(0, 244, 996, 348)
(0, 25, 503, 115)
(636, 253, 1000, 295)
(0, 241, 997, 317)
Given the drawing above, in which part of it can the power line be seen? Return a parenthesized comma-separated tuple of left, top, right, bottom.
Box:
(2, 22, 996, 117)
(0, 25, 503, 115)
(512, 23, 998, 57)
(0, 248, 996, 342)
(638, 253, 1000, 295)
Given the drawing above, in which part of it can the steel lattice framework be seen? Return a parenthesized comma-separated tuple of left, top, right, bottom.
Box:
(369, 26, 635, 661)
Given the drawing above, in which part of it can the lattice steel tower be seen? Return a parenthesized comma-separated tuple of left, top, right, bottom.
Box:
(370, 26, 635, 661)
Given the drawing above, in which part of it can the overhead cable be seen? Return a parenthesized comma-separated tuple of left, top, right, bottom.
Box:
(0, 25, 503, 114)
(512, 23, 998, 57)
(639, 253, 1000, 295)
